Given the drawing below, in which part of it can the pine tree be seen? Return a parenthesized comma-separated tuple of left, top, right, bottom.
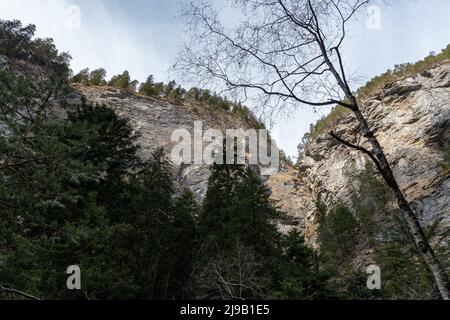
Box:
(71, 68, 90, 85)
(199, 162, 279, 256)
(139, 75, 156, 96)
(108, 70, 131, 89)
(89, 68, 107, 86)
(195, 148, 281, 299)
(273, 231, 338, 300)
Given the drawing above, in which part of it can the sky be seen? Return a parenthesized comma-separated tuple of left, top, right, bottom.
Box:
(1, 0, 450, 158)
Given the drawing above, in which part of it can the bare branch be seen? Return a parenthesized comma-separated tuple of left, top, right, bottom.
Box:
(0, 285, 41, 300)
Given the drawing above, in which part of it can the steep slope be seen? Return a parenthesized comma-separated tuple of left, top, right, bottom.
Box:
(67, 84, 297, 213)
(296, 62, 450, 249)
(68, 64, 450, 248)
(4, 52, 448, 251)
(1, 52, 302, 231)
(67, 84, 255, 199)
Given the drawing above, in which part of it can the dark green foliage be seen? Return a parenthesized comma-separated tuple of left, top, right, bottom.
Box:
(198, 162, 280, 257)
(358, 44, 450, 99)
(71, 68, 90, 85)
(122, 149, 198, 299)
(316, 195, 358, 269)
(194, 155, 279, 299)
(0, 20, 36, 58)
(0, 19, 71, 76)
(314, 163, 448, 300)
(349, 163, 442, 299)
(0, 101, 139, 299)
(307, 105, 351, 138)
(106, 71, 138, 92)
(0, 108, 199, 299)
(108, 70, 132, 90)
(374, 215, 441, 300)
(138, 75, 164, 97)
(335, 270, 383, 300)
(71, 68, 107, 86)
(89, 68, 107, 86)
(351, 163, 391, 243)
(164, 80, 176, 97)
(195, 150, 336, 300)
(1, 19, 333, 300)
(6, 18, 435, 300)
(306, 43, 450, 138)
(273, 231, 338, 300)
(67, 103, 141, 175)
(0, 68, 198, 299)
(71, 66, 265, 128)
(233, 103, 265, 129)
(438, 144, 450, 172)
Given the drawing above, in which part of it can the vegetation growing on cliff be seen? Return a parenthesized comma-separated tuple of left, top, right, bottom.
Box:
(0, 19, 70, 74)
(0, 73, 335, 299)
(305, 44, 450, 139)
(438, 144, 450, 173)
(0, 26, 333, 298)
(315, 163, 449, 299)
(70, 68, 266, 130)
(2, 15, 449, 300)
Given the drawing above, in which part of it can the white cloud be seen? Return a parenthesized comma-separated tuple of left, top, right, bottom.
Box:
(0, 0, 166, 82)
(2, 0, 450, 158)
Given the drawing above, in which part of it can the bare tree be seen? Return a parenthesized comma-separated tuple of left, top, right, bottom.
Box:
(194, 242, 269, 300)
(175, 0, 450, 299)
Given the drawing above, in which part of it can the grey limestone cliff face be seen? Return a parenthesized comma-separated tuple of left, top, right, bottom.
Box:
(5, 54, 449, 252)
(68, 84, 257, 200)
(68, 84, 305, 232)
(67, 64, 450, 248)
(296, 63, 450, 247)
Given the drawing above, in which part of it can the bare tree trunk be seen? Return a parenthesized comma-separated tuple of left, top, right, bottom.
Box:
(335, 106, 450, 300)
(318, 26, 450, 298)
(177, 0, 450, 299)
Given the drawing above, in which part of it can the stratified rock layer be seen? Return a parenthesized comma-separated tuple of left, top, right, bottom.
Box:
(296, 63, 450, 246)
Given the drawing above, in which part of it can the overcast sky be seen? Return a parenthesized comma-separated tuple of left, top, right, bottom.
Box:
(1, 0, 450, 158)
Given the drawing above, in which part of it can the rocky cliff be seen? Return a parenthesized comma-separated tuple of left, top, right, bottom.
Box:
(1, 53, 303, 231)
(295, 62, 450, 249)
(4, 53, 448, 252)
(67, 84, 279, 200)
(66, 63, 450, 250)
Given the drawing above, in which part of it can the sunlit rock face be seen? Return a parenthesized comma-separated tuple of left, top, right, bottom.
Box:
(67, 84, 271, 200)
(68, 64, 450, 252)
(4, 54, 448, 255)
(295, 63, 450, 249)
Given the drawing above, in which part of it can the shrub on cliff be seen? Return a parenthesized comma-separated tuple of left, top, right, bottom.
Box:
(0, 19, 70, 75)
(438, 144, 450, 172)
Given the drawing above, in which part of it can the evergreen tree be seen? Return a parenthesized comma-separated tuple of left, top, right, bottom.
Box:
(199, 162, 279, 257)
(89, 68, 107, 86)
(164, 80, 176, 97)
(71, 68, 90, 85)
(139, 75, 156, 96)
(0, 100, 140, 299)
(273, 231, 338, 300)
(125, 149, 198, 299)
(195, 147, 280, 299)
(108, 70, 131, 90)
(196, 152, 337, 300)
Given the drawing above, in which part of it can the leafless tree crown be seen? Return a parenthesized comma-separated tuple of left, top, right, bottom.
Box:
(175, 0, 376, 117)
